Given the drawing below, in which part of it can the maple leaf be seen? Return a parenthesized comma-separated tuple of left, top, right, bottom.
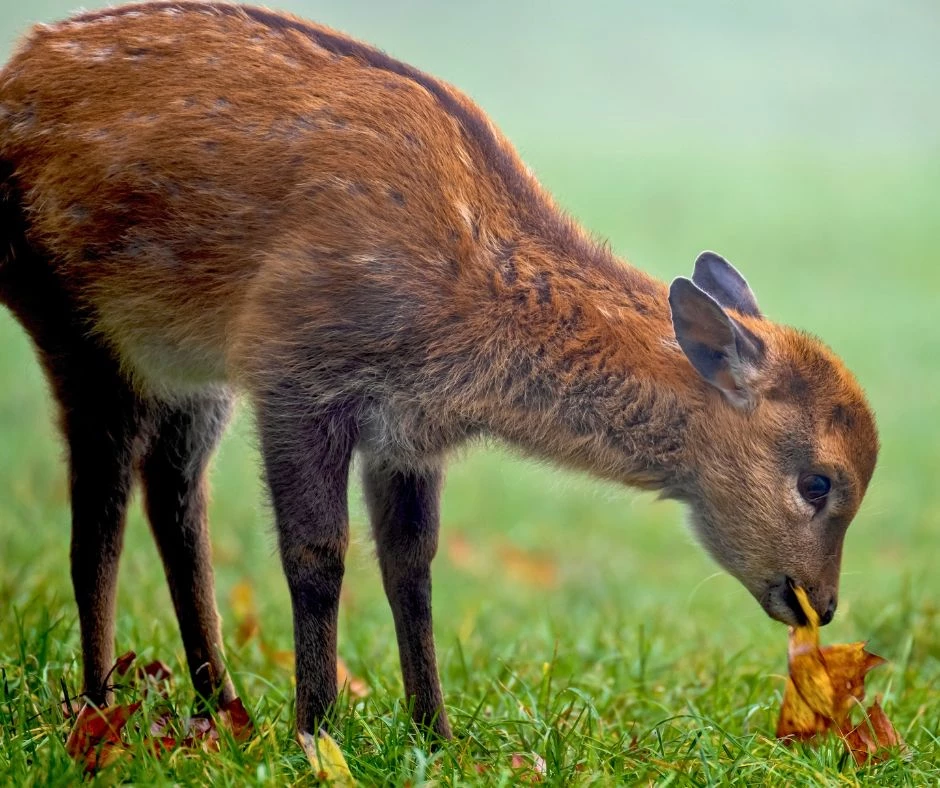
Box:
(65, 702, 141, 773)
(776, 586, 904, 764)
(842, 698, 905, 765)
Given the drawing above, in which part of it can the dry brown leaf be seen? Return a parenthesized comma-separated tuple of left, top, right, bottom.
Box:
(113, 650, 137, 678)
(65, 702, 141, 773)
(185, 697, 254, 750)
(841, 698, 906, 765)
(776, 586, 902, 764)
(63, 650, 255, 770)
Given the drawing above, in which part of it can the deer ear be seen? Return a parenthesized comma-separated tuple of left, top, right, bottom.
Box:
(669, 277, 764, 407)
(692, 251, 761, 318)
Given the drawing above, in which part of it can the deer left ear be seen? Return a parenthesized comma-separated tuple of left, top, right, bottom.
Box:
(669, 277, 765, 408)
(692, 251, 761, 318)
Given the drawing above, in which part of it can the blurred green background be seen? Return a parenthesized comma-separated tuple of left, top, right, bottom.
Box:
(0, 0, 938, 781)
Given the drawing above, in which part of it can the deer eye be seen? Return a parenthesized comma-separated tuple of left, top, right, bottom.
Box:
(798, 474, 831, 512)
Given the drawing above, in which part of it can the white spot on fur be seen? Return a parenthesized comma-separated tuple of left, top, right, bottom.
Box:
(455, 201, 474, 231)
(49, 40, 83, 57)
(86, 45, 115, 63)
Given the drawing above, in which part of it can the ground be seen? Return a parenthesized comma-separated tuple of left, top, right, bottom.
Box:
(0, 1, 938, 785)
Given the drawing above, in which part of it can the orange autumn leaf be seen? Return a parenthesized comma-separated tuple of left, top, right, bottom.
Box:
(230, 580, 262, 646)
(821, 642, 886, 723)
(776, 586, 903, 764)
(65, 702, 141, 773)
(446, 531, 481, 573)
(498, 544, 557, 589)
(776, 677, 830, 740)
(229, 579, 362, 687)
(842, 698, 905, 765)
(63, 650, 255, 771)
(337, 658, 370, 699)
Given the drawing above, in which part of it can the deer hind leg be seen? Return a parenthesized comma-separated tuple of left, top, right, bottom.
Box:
(255, 387, 356, 734)
(139, 392, 235, 707)
(1, 185, 141, 705)
(362, 456, 451, 738)
(26, 317, 145, 706)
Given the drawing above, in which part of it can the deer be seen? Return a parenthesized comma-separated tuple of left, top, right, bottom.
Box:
(0, 2, 878, 741)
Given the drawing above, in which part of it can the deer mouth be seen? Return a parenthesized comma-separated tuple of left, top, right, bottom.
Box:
(760, 575, 809, 627)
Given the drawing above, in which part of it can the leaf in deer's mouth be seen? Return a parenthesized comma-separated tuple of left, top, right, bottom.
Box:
(775, 585, 904, 764)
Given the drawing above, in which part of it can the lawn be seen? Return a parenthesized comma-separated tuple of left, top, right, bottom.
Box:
(1, 1, 938, 785)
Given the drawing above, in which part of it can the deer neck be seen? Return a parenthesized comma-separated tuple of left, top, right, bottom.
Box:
(471, 233, 705, 494)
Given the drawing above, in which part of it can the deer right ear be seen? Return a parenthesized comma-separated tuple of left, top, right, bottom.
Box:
(669, 277, 764, 408)
(692, 251, 761, 318)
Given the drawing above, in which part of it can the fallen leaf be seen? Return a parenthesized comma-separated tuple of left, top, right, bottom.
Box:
(62, 650, 257, 771)
(113, 651, 137, 678)
(263, 646, 296, 670)
(446, 532, 481, 573)
(776, 586, 902, 764)
(61, 697, 83, 719)
(821, 642, 886, 724)
(499, 544, 557, 589)
(510, 752, 546, 782)
(230, 579, 359, 685)
(776, 677, 830, 740)
(185, 697, 254, 749)
(299, 730, 356, 786)
(219, 697, 253, 743)
(139, 659, 173, 683)
(841, 698, 906, 764)
(65, 702, 141, 773)
(230, 581, 262, 646)
(336, 658, 370, 699)
(138, 659, 174, 699)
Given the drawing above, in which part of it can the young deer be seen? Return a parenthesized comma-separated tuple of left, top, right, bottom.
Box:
(0, 2, 878, 739)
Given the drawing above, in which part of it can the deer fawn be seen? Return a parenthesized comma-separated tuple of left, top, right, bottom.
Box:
(0, 2, 878, 739)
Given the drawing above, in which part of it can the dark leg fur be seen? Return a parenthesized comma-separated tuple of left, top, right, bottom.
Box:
(139, 394, 235, 706)
(1, 177, 145, 704)
(2, 170, 233, 710)
(362, 458, 451, 738)
(256, 390, 356, 734)
(4, 272, 144, 704)
(64, 364, 143, 705)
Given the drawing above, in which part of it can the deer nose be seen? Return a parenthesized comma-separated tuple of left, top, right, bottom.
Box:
(819, 597, 837, 626)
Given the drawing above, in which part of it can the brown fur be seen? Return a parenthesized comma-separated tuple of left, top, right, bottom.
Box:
(0, 3, 878, 738)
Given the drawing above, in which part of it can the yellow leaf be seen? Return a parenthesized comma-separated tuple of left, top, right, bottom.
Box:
(298, 730, 356, 786)
(776, 584, 897, 766)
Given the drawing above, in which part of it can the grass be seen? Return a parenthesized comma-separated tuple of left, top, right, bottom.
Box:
(1, 146, 937, 785)
(1, 1, 939, 784)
